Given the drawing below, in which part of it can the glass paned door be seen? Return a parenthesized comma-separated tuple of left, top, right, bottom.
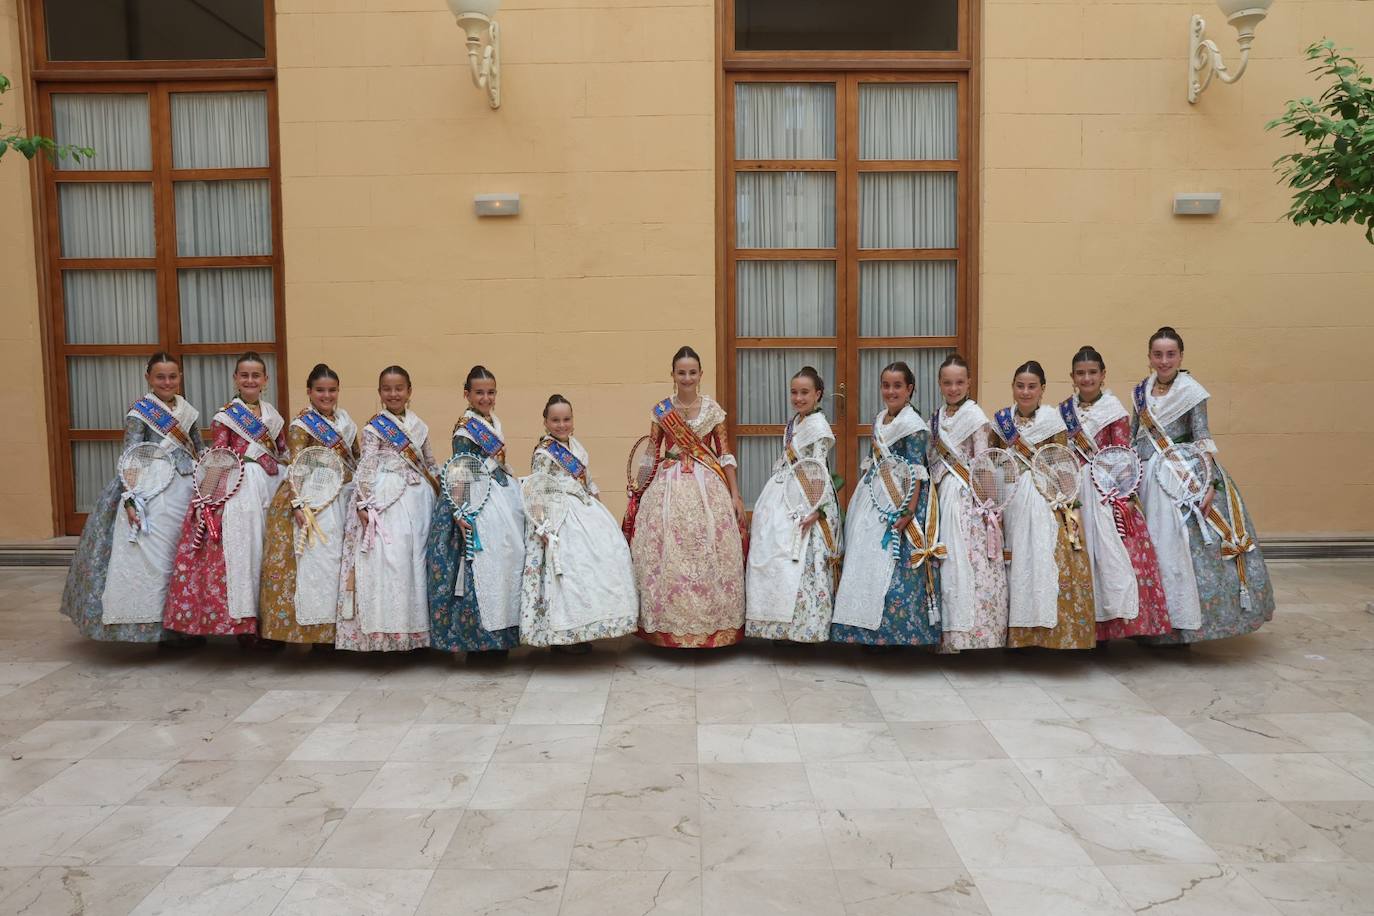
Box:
(725, 73, 969, 508)
(728, 77, 847, 509)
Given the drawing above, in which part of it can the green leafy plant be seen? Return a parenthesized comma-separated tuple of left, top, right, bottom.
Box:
(0, 74, 95, 163)
(1266, 40, 1374, 243)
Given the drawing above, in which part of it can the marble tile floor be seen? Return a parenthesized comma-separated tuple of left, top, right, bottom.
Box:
(0, 559, 1370, 915)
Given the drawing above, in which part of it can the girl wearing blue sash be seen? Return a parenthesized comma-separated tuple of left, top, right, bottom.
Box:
(62, 352, 204, 642)
(831, 361, 942, 648)
(745, 367, 842, 643)
(519, 395, 638, 650)
(336, 366, 438, 652)
(165, 352, 285, 638)
(1133, 327, 1274, 644)
(427, 366, 524, 656)
(259, 364, 360, 645)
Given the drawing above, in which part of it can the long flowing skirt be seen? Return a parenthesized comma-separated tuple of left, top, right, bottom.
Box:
(1138, 452, 1204, 631)
(336, 481, 433, 651)
(937, 477, 1009, 652)
(520, 495, 638, 647)
(1005, 476, 1096, 650)
(1096, 497, 1172, 640)
(632, 462, 745, 648)
(259, 481, 351, 643)
(744, 470, 837, 643)
(428, 480, 523, 652)
(1146, 465, 1274, 644)
(830, 483, 942, 647)
(60, 473, 192, 642)
(163, 462, 277, 636)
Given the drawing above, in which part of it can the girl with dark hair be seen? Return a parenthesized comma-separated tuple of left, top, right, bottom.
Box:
(165, 351, 287, 639)
(1133, 327, 1274, 643)
(61, 352, 205, 643)
(745, 366, 843, 643)
(258, 364, 361, 645)
(831, 361, 943, 648)
(929, 354, 1009, 653)
(1062, 347, 1171, 641)
(518, 394, 638, 650)
(335, 365, 439, 652)
(992, 360, 1097, 649)
(630, 346, 747, 648)
(428, 365, 525, 656)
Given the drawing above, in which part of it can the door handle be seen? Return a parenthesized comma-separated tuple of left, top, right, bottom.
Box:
(832, 383, 846, 416)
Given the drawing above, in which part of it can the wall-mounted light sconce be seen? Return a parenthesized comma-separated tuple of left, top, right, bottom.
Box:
(1173, 192, 1222, 215)
(1188, 0, 1273, 103)
(446, 0, 501, 110)
(474, 193, 520, 217)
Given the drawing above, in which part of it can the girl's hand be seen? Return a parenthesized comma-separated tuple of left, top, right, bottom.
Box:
(732, 494, 746, 524)
(357, 509, 369, 528)
(458, 518, 473, 535)
(1201, 487, 1216, 516)
(800, 510, 820, 531)
(124, 504, 140, 530)
(293, 509, 307, 528)
(893, 513, 913, 533)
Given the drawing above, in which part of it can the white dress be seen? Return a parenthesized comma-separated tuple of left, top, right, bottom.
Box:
(519, 437, 638, 646)
(745, 411, 842, 642)
(1000, 406, 1063, 631)
(217, 399, 285, 622)
(294, 409, 358, 626)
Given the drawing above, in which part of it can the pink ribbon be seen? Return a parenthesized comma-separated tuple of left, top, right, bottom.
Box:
(974, 498, 1003, 560)
(359, 502, 390, 553)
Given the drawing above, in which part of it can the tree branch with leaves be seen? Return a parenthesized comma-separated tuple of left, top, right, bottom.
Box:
(0, 73, 95, 163)
(1266, 40, 1374, 243)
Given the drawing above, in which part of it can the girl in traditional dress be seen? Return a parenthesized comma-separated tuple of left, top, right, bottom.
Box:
(831, 361, 943, 648)
(745, 366, 843, 643)
(629, 346, 746, 648)
(335, 365, 437, 652)
(1062, 346, 1171, 641)
(1133, 327, 1274, 643)
(930, 354, 1009, 653)
(62, 352, 204, 643)
(428, 365, 524, 657)
(994, 360, 1097, 650)
(519, 394, 638, 652)
(164, 352, 285, 639)
(258, 364, 360, 646)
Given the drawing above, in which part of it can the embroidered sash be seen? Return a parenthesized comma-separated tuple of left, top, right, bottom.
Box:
(298, 409, 355, 468)
(1058, 397, 1099, 463)
(653, 398, 729, 489)
(869, 438, 945, 622)
(220, 401, 280, 462)
(931, 409, 974, 490)
(778, 414, 838, 556)
(1133, 381, 1255, 607)
(992, 408, 1038, 465)
(369, 414, 440, 495)
(131, 397, 195, 456)
(540, 437, 587, 479)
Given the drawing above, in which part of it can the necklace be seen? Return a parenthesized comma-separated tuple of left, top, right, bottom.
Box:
(945, 396, 969, 415)
(672, 395, 700, 418)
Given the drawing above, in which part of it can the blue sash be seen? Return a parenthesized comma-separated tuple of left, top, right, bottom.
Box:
(541, 438, 586, 478)
(131, 397, 194, 454)
(300, 409, 342, 448)
(224, 400, 278, 459)
(1132, 380, 1149, 416)
(1058, 398, 1081, 436)
(462, 415, 505, 458)
(369, 413, 440, 494)
(992, 407, 1020, 448)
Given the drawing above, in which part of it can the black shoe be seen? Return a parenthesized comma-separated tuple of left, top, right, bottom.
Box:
(551, 643, 592, 656)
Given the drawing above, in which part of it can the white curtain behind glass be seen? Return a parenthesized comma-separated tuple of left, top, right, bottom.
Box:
(737, 261, 835, 337)
(184, 353, 277, 415)
(63, 270, 158, 344)
(179, 268, 275, 343)
(737, 435, 782, 510)
(737, 348, 836, 425)
(52, 93, 151, 171)
(58, 183, 155, 258)
(858, 347, 954, 422)
(67, 356, 147, 429)
(175, 180, 272, 257)
(737, 172, 835, 249)
(171, 92, 269, 168)
(72, 441, 123, 513)
(859, 173, 956, 249)
(735, 83, 835, 160)
(859, 261, 956, 337)
(858, 84, 958, 160)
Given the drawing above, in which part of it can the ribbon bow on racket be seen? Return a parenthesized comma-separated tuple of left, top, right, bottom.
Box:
(523, 470, 573, 577)
(287, 446, 346, 557)
(354, 451, 409, 554)
(1155, 444, 1215, 546)
(189, 447, 244, 550)
(1088, 446, 1143, 540)
(443, 454, 493, 596)
(1032, 444, 1084, 551)
(116, 443, 176, 543)
(969, 448, 1019, 562)
(782, 457, 833, 562)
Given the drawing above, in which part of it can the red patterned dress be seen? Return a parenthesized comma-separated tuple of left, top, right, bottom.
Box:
(1094, 415, 1171, 640)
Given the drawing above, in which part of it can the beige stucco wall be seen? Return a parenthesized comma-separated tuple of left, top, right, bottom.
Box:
(276, 0, 717, 519)
(0, 0, 55, 539)
(980, 0, 1374, 534)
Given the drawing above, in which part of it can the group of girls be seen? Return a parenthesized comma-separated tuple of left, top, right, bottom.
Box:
(60, 328, 1273, 656)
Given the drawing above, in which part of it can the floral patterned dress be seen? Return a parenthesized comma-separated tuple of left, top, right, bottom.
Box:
(519, 437, 638, 647)
(164, 402, 286, 636)
(258, 411, 360, 644)
(831, 408, 942, 647)
(427, 415, 522, 652)
(1132, 375, 1275, 644)
(630, 396, 746, 649)
(61, 397, 203, 642)
(931, 402, 1010, 653)
(745, 411, 843, 643)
